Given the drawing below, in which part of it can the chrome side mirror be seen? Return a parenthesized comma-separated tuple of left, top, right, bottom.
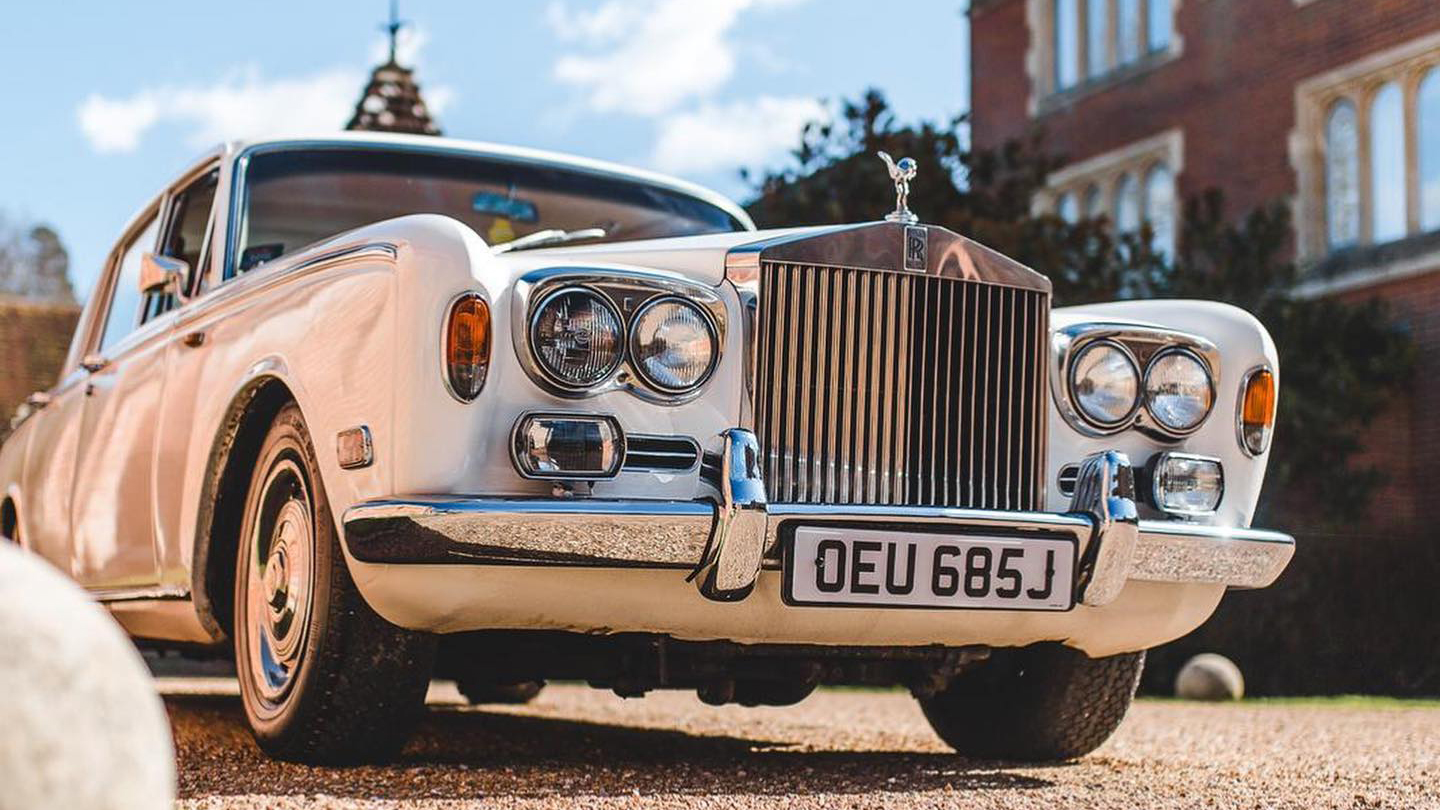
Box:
(139, 252, 190, 298)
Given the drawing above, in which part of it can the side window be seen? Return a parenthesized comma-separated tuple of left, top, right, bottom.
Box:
(98, 215, 160, 354)
(145, 168, 219, 322)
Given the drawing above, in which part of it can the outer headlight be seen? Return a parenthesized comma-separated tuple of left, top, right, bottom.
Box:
(1069, 340, 1141, 428)
(629, 297, 718, 392)
(1145, 349, 1215, 433)
(530, 287, 624, 388)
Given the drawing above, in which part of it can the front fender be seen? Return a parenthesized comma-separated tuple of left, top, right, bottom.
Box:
(1047, 300, 1278, 526)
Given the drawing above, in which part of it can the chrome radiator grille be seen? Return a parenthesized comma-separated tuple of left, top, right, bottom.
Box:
(752, 261, 1049, 511)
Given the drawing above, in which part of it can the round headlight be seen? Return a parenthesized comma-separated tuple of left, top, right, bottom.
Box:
(1069, 341, 1141, 428)
(629, 297, 717, 392)
(530, 288, 623, 387)
(1145, 349, 1214, 432)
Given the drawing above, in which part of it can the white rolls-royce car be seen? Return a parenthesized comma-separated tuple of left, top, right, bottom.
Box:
(0, 133, 1292, 764)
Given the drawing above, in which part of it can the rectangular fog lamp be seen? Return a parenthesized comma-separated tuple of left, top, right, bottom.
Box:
(512, 413, 624, 480)
(1151, 453, 1223, 515)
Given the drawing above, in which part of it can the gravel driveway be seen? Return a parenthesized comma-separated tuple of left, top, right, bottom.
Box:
(165, 679, 1439, 809)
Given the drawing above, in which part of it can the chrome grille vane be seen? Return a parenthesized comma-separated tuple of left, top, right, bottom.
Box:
(753, 261, 1049, 511)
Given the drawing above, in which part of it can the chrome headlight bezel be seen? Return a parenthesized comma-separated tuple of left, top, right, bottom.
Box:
(528, 286, 626, 390)
(1066, 339, 1143, 430)
(1142, 347, 1216, 436)
(513, 267, 728, 403)
(628, 295, 720, 394)
(1053, 323, 1221, 440)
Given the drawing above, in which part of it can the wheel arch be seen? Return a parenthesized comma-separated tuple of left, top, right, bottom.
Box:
(190, 372, 302, 640)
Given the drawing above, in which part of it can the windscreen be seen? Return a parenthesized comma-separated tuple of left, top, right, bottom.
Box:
(232, 147, 746, 275)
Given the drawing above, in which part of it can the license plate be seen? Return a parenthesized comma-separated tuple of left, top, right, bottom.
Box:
(784, 527, 1075, 611)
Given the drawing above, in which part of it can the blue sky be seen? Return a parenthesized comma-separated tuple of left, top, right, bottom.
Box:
(1, 0, 969, 299)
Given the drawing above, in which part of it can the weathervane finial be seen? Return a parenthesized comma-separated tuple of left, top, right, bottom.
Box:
(383, 0, 407, 65)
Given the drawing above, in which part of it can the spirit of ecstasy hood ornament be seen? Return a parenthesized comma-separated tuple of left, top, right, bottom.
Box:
(878, 151, 919, 224)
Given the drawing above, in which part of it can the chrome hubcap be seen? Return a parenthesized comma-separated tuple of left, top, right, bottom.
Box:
(245, 458, 314, 708)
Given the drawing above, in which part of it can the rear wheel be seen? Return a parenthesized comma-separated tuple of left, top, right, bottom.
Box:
(233, 402, 435, 763)
(918, 644, 1144, 761)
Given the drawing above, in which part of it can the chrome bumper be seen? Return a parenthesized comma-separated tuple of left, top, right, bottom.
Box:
(342, 431, 1294, 607)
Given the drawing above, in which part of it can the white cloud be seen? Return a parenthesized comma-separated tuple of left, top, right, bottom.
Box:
(77, 31, 453, 155)
(76, 94, 163, 154)
(78, 67, 362, 154)
(546, 0, 806, 117)
(650, 95, 824, 174)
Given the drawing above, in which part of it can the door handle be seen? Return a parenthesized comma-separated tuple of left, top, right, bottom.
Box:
(80, 353, 109, 373)
(183, 330, 207, 348)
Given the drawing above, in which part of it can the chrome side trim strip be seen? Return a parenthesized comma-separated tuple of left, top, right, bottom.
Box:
(92, 584, 191, 602)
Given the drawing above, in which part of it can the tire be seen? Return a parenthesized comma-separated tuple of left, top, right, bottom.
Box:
(455, 679, 544, 705)
(233, 402, 436, 763)
(918, 644, 1144, 762)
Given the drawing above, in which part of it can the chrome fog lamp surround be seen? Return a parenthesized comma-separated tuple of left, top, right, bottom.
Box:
(1068, 340, 1142, 430)
(529, 287, 625, 389)
(1143, 348, 1215, 435)
(1149, 452, 1224, 515)
(629, 296, 719, 393)
(511, 413, 625, 480)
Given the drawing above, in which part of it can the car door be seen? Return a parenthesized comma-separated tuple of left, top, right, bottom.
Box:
(149, 166, 220, 585)
(68, 210, 168, 591)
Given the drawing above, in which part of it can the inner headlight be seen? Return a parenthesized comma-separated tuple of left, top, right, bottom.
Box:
(629, 297, 718, 392)
(530, 287, 623, 388)
(1145, 349, 1215, 433)
(1069, 340, 1141, 428)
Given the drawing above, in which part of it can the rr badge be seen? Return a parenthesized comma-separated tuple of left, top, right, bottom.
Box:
(904, 225, 928, 272)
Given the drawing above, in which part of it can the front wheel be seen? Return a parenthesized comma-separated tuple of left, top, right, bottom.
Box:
(918, 644, 1144, 761)
(233, 402, 436, 763)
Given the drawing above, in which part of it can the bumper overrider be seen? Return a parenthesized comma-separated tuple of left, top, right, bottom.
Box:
(341, 429, 1293, 609)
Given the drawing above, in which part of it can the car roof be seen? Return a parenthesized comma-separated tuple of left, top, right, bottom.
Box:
(222, 131, 756, 231)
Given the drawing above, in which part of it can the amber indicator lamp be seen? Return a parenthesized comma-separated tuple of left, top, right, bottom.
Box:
(1239, 368, 1276, 455)
(445, 293, 491, 401)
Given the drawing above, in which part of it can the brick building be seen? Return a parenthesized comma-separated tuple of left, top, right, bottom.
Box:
(0, 298, 80, 442)
(969, 0, 1440, 525)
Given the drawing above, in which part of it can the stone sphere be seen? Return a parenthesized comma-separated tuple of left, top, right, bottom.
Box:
(0, 544, 174, 809)
(1175, 652, 1245, 701)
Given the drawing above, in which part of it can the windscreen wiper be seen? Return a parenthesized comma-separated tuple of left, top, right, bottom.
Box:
(491, 227, 608, 254)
